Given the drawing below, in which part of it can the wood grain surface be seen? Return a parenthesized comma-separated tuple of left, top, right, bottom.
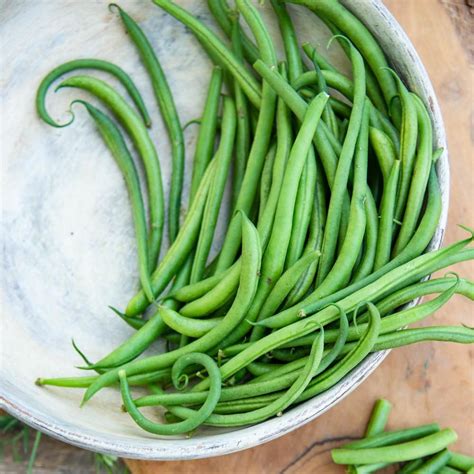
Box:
(127, 1, 474, 473)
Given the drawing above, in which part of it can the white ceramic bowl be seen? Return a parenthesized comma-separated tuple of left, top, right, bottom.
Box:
(0, 0, 448, 460)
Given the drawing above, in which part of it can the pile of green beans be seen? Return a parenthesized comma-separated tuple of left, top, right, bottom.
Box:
(332, 399, 474, 473)
(35, 0, 473, 437)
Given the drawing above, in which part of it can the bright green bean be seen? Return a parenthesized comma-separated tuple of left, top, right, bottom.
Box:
(332, 428, 457, 465)
(374, 161, 400, 270)
(113, 4, 184, 243)
(448, 452, 474, 471)
(369, 127, 397, 184)
(119, 352, 221, 435)
(160, 308, 222, 338)
(190, 67, 223, 199)
(365, 399, 392, 437)
(191, 97, 236, 283)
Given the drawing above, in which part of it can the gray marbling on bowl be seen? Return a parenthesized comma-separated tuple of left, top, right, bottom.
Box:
(0, 0, 448, 461)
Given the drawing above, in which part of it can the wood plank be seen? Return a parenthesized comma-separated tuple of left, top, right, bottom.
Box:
(129, 1, 473, 472)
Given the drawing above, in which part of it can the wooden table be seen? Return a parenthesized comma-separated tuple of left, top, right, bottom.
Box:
(128, 1, 474, 473)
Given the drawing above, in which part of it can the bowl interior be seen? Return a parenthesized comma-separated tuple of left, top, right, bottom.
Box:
(0, 0, 447, 460)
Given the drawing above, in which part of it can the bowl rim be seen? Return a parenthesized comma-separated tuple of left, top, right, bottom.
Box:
(0, 0, 449, 461)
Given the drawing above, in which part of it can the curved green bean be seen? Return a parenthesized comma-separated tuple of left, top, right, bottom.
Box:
(36, 58, 151, 128)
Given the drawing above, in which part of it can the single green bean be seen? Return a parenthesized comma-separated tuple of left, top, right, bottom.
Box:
(113, 5, 184, 243)
(369, 127, 397, 184)
(331, 428, 457, 465)
(191, 97, 237, 283)
(119, 352, 221, 435)
(190, 67, 223, 199)
(365, 399, 392, 437)
(448, 452, 474, 471)
(230, 20, 251, 209)
(160, 308, 222, 338)
(374, 160, 400, 270)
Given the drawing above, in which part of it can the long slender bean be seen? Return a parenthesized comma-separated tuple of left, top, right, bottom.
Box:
(191, 97, 236, 283)
(365, 399, 392, 437)
(113, 5, 184, 243)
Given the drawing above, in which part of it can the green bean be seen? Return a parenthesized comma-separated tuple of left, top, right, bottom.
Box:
(271, 347, 311, 362)
(169, 330, 324, 427)
(259, 251, 320, 321)
(190, 67, 223, 199)
(36, 368, 170, 389)
(82, 212, 261, 403)
(36, 59, 151, 128)
(286, 150, 316, 268)
(315, 39, 366, 285)
(448, 452, 474, 471)
(369, 127, 397, 184)
(332, 428, 457, 465)
(372, 107, 401, 153)
(153, 0, 261, 108)
(57, 75, 164, 271)
(230, 20, 251, 209)
(214, 0, 278, 273)
(346, 424, 441, 449)
(191, 97, 237, 283)
(259, 145, 277, 219)
(374, 161, 400, 270)
(394, 94, 432, 255)
(285, 157, 326, 306)
(385, 71, 418, 223)
(365, 399, 392, 437)
(288, 0, 397, 109)
(350, 325, 474, 354)
(72, 101, 153, 302)
(160, 309, 222, 338)
(256, 69, 292, 247)
(119, 352, 221, 435)
(416, 449, 452, 473)
(180, 262, 240, 317)
(270, 0, 303, 83)
(247, 361, 278, 377)
(259, 166, 443, 330)
(171, 264, 234, 302)
(207, 0, 260, 64)
(351, 190, 379, 281)
(125, 161, 216, 316)
(112, 4, 184, 243)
